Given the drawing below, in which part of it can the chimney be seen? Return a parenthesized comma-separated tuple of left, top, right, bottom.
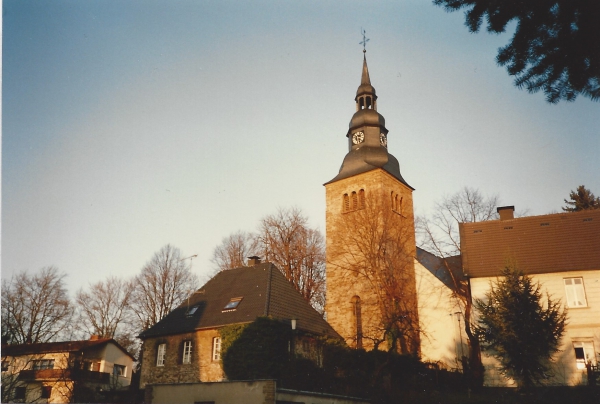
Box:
(497, 206, 515, 221)
(89, 335, 100, 341)
(247, 256, 261, 266)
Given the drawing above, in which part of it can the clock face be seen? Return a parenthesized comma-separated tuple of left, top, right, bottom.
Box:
(380, 133, 387, 147)
(352, 131, 365, 145)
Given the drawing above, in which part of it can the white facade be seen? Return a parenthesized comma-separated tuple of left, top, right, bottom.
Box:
(470, 269, 600, 386)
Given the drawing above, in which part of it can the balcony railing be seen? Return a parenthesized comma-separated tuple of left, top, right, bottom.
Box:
(19, 369, 110, 383)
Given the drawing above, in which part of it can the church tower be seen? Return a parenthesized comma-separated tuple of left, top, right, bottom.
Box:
(324, 53, 419, 354)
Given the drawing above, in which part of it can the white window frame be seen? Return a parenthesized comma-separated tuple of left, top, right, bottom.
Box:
(113, 364, 126, 377)
(156, 343, 166, 366)
(212, 337, 221, 361)
(564, 277, 588, 308)
(182, 340, 193, 364)
(573, 341, 596, 369)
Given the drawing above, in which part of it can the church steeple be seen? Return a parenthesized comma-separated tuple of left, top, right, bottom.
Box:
(355, 56, 377, 111)
(325, 54, 412, 189)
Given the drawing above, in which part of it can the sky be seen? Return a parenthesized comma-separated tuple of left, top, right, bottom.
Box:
(2, 0, 599, 295)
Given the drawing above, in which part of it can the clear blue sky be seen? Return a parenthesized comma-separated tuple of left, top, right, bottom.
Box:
(3, 0, 599, 294)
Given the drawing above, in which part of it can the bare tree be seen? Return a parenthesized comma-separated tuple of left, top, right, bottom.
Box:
(416, 187, 501, 387)
(328, 194, 420, 354)
(256, 207, 326, 314)
(130, 245, 199, 331)
(75, 277, 135, 352)
(1, 266, 73, 344)
(210, 231, 258, 272)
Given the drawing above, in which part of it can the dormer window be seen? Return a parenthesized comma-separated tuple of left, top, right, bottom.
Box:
(223, 297, 243, 312)
(186, 305, 199, 316)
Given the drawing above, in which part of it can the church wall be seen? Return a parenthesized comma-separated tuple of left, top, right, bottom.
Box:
(414, 259, 464, 369)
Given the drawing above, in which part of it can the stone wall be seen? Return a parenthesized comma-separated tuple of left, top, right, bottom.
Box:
(140, 329, 225, 388)
(325, 168, 419, 353)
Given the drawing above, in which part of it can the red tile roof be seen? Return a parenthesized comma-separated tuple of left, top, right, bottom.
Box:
(460, 209, 600, 278)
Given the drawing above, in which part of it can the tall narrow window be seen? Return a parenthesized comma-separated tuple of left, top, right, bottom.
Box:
(156, 343, 166, 366)
(351, 296, 363, 349)
(182, 340, 192, 364)
(343, 194, 350, 212)
(212, 337, 221, 361)
(358, 189, 365, 209)
(351, 192, 358, 210)
(564, 278, 587, 307)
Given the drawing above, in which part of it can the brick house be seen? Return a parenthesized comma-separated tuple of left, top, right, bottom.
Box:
(138, 260, 339, 389)
(1, 337, 135, 403)
(460, 206, 600, 386)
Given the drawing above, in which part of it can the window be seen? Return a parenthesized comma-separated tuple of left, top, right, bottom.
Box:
(212, 337, 221, 361)
(41, 386, 52, 399)
(182, 340, 193, 364)
(32, 359, 54, 370)
(351, 192, 358, 210)
(156, 343, 166, 366)
(187, 305, 199, 316)
(573, 341, 596, 369)
(15, 386, 26, 400)
(113, 364, 126, 377)
(351, 296, 363, 349)
(358, 189, 365, 209)
(223, 297, 243, 311)
(564, 278, 587, 307)
(343, 194, 349, 212)
(86, 361, 101, 372)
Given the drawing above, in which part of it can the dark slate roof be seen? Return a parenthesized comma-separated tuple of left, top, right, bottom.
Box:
(416, 247, 464, 291)
(139, 263, 340, 339)
(460, 209, 600, 278)
(1, 339, 135, 360)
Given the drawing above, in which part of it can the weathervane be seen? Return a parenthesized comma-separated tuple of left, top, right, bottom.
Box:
(360, 28, 370, 53)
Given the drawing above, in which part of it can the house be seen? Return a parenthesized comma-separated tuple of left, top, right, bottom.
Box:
(1, 337, 135, 403)
(459, 206, 600, 386)
(138, 259, 339, 390)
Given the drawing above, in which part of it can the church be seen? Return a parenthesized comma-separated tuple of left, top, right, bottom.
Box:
(137, 48, 599, 401)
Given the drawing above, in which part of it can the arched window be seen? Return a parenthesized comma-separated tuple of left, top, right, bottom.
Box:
(398, 197, 403, 214)
(351, 296, 363, 349)
(359, 97, 365, 110)
(358, 189, 365, 209)
(366, 96, 372, 109)
(351, 192, 358, 210)
(343, 194, 349, 212)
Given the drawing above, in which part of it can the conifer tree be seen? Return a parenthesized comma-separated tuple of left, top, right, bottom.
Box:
(434, 0, 600, 103)
(563, 185, 600, 212)
(475, 266, 567, 389)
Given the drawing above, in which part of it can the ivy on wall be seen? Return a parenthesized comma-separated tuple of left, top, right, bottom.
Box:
(220, 317, 291, 380)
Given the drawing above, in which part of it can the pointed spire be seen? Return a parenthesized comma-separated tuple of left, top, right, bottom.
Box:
(355, 54, 377, 109)
(361, 55, 371, 87)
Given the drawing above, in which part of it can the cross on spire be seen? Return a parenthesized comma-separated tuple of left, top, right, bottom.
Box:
(360, 28, 369, 53)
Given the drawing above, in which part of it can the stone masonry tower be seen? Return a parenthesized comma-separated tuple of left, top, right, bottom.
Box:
(324, 53, 419, 354)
